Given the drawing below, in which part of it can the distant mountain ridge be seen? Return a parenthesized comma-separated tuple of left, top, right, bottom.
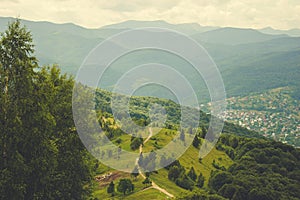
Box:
(260, 26, 300, 37)
(192, 27, 288, 45)
(0, 17, 299, 101)
(101, 19, 218, 34)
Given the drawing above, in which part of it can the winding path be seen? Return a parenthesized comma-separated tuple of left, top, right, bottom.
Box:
(135, 127, 174, 198)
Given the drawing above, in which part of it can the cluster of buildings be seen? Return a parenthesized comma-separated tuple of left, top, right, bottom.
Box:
(210, 87, 300, 147)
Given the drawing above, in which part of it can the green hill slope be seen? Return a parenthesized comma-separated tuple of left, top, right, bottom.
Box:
(91, 89, 299, 200)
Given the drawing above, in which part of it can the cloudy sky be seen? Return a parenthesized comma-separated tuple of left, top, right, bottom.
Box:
(0, 0, 299, 29)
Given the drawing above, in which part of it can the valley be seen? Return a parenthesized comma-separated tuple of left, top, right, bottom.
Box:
(0, 18, 299, 200)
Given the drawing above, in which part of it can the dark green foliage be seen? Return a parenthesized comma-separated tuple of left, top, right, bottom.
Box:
(115, 138, 122, 144)
(107, 181, 115, 196)
(192, 135, 201, 148)
(179, 191, 209, 200)
(167, 161, 198, 190)
(196, 173, 205, 188)
(145, 172, 150, 178)
(208, 194, 228, 200)
(248, 188, 274, 200)
(175, 174, 194, 190)
(168, 165, 185, 181)
(230, 137, 239, 149)
(117, 179, 134, 195)
(231, 187, 247, 200)
(0, 20, 92, 199)
(187, 167, 197, 181)
(218, 184, 241, 199)
(179, 190, 227, 200)
(200, 126, 207, 138)
(212, 134, 300, 200)
(165, 159, 181, 170)
(130, 137, 143, 150)
(212, 160, 226, 171)
(0, 19, 39, 199)
(142, 177, 152, 186)
(209, 171, 233, 191)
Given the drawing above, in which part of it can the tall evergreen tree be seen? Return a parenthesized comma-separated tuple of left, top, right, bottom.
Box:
(187, 167, 197, 181)
(39, 66, 92, 199)
(0, 19, 55, 199)
(107, 181, 115, 196)
(0, 20, 92, 199)
(196, 173, 205, 188)
(192, 135, 200, 148)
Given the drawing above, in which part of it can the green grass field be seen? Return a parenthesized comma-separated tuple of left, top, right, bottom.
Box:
(125, 188, 169, 200)
(178, 144, 233, 186)
(92, 139, 233, 199)
(92, 173, 149, 199)
(143, 128, 178, 152)
(151, 169, 187, 197)
(92, 116, 234, 199)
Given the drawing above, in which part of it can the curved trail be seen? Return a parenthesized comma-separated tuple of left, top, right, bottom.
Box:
(143, 127, 153, 144)
(135, 127, 174, 198)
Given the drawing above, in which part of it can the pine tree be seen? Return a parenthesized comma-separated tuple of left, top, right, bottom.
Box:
(142, 177, 152, 187)
(107, 181, 115, 196)
(117, 179, 134, 195)
(192, 135, 200, 148)
(196, 173, 205, 188)
(0, 20, 92, 199)
(201, 126, 207, 138)
(0, 19, 54, 199)
(39, 66, 92, 199)
(187, 167, 197, 181)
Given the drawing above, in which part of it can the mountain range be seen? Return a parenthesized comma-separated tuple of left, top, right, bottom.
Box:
(0, 17, 299, 101)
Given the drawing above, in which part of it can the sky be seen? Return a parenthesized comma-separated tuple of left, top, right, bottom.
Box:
(0, 0, 299, 30)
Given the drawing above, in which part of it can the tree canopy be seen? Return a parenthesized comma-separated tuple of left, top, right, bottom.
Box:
(0, 19, 92, 199)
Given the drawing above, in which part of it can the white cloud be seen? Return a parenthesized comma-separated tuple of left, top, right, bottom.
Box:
(0, 0, 299, 29)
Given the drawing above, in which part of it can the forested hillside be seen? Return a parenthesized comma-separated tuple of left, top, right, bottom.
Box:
(177, 134, 300, 200)
(91, 89, 300, 200)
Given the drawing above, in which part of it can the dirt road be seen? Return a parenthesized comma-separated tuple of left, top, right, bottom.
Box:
(136, 127, 174, 198)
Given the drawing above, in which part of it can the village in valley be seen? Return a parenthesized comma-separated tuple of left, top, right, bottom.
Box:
(206, 87, 300, 147)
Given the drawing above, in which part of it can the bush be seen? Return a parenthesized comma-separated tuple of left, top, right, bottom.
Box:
(209, 171, 233, 191)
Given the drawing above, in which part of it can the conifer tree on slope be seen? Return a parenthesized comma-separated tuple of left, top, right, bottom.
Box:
(0, 19, 92, 199)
